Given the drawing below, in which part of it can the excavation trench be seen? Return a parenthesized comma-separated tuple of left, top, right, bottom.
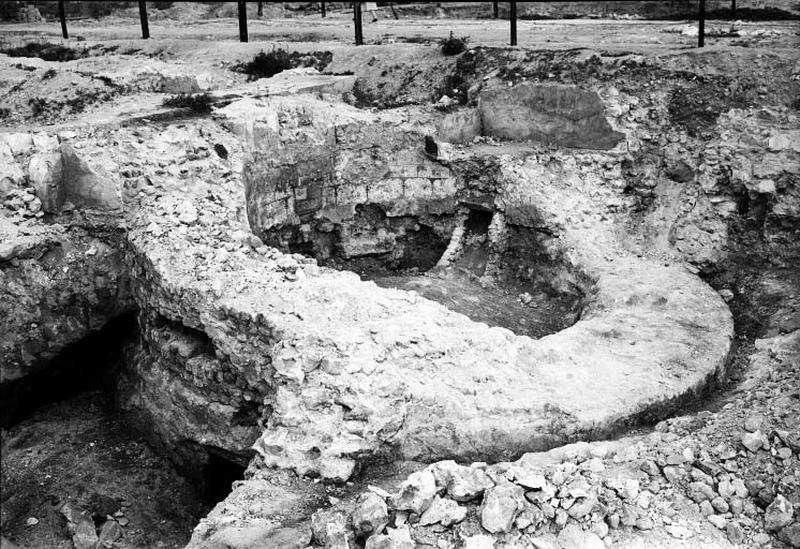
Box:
(0, 310, 250, 549)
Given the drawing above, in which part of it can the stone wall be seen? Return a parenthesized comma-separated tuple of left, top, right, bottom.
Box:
(0, 131, 132, 419)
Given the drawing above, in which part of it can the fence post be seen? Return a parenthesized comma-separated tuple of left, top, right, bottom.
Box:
(354, 2, 363, 46)
(510, 2, 517, 46)
(731, 0, 736, 15)
(493, 2, 499, 18)
(698, 0, 705, 47)
(321, 2, 326, 17)
(138, 1, 149, 39)
(58, 0, 68, 39)
(238, 1, 248, 43)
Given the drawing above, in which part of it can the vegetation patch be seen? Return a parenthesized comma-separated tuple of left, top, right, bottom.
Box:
(440, 32, 469, 56)
(233, 49, 332, 80)
(1, 42, 86, 62)
(162, 93, 214, 113)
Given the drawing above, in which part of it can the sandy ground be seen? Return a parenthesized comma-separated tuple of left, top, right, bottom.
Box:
(1, 13, 797, 54)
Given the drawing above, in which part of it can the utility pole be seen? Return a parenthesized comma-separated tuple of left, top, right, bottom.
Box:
(353, 2, 363, 45)
(731, 0, 736, 15)
(493, 2, 499, 18)
(138, 1, 149, 39)
(509, 2, 517, 46)
(321, 2, 325, 17)
(698, 0, 705, 47)
(238, 1, 248, 43)
(257, 2, 263, 17)
(58, 0, 68, 39)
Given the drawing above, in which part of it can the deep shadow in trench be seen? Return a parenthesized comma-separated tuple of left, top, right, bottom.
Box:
(0, 311, 139, 428)
(202, 449, 248, 506)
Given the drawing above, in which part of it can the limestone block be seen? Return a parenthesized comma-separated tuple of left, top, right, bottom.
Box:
(437, 108, 481, 144)
(28, 152, 64, 213)
(479, 83, 625, 149)
(60, 144, 122, 210)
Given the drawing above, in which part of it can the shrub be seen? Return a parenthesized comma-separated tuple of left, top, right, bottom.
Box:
(162, 93, 214, 113)
(440, 32, 469, 56)
(233, 49, 333, 80)
(234, 49, 293, 80)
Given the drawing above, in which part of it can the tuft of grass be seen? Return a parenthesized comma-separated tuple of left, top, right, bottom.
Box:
(440, 32, 469, 56)
(162, 93, 214, 113)
(42, 68, 57, 80)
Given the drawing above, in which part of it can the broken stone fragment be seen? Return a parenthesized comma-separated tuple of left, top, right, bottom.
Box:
(352, 492, 389, 537)
(176, 201, 199, 225)
(325, 521, 351, 549)
(479, 482, 524, 534)
(765, 495, 794, 532)
(231, 229, 264, 249)
(418, 495, 467, 527)
(0, 143, 25, 199)
(741, 430, 768, 452)
(310, 507, 350, 546)
(687, 481, 716, 503)
(97, 519, 123, 548)
(725, 522, 744, 545)
(779, 522, 800, 548)
(744, 414, 766, 432)
(60, 503, 98, 549)
(430, 461, 493, 502)
(2, 132, 34, 155)
(707, 514, 727, 530)
(463, 534, 496, 549)
(557, 523, 604, 549)
(566, 491, 597, 520)
(363, 525, 414, 549)
(508, 465, 547, 490)
(202, 524, 311, 549)
(390, 469, 437, 515)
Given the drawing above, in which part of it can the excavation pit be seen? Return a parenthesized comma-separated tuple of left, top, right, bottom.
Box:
(7, 18, 789, 546)
(262, 201, 585, 339)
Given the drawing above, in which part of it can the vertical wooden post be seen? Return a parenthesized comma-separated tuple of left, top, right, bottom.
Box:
(731, 0, 736, 15)
(58, 0, 68, 39)
(257, 2, 263, 17)
(698, 0, 705, 47)
(321, 2, 326, 17)
(138, 1, 149, 39)
(493, 2, 499, 18)
(238, 1, 248, 43)
(353, 2, 363, 46)
(509, 2, 517, 46)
